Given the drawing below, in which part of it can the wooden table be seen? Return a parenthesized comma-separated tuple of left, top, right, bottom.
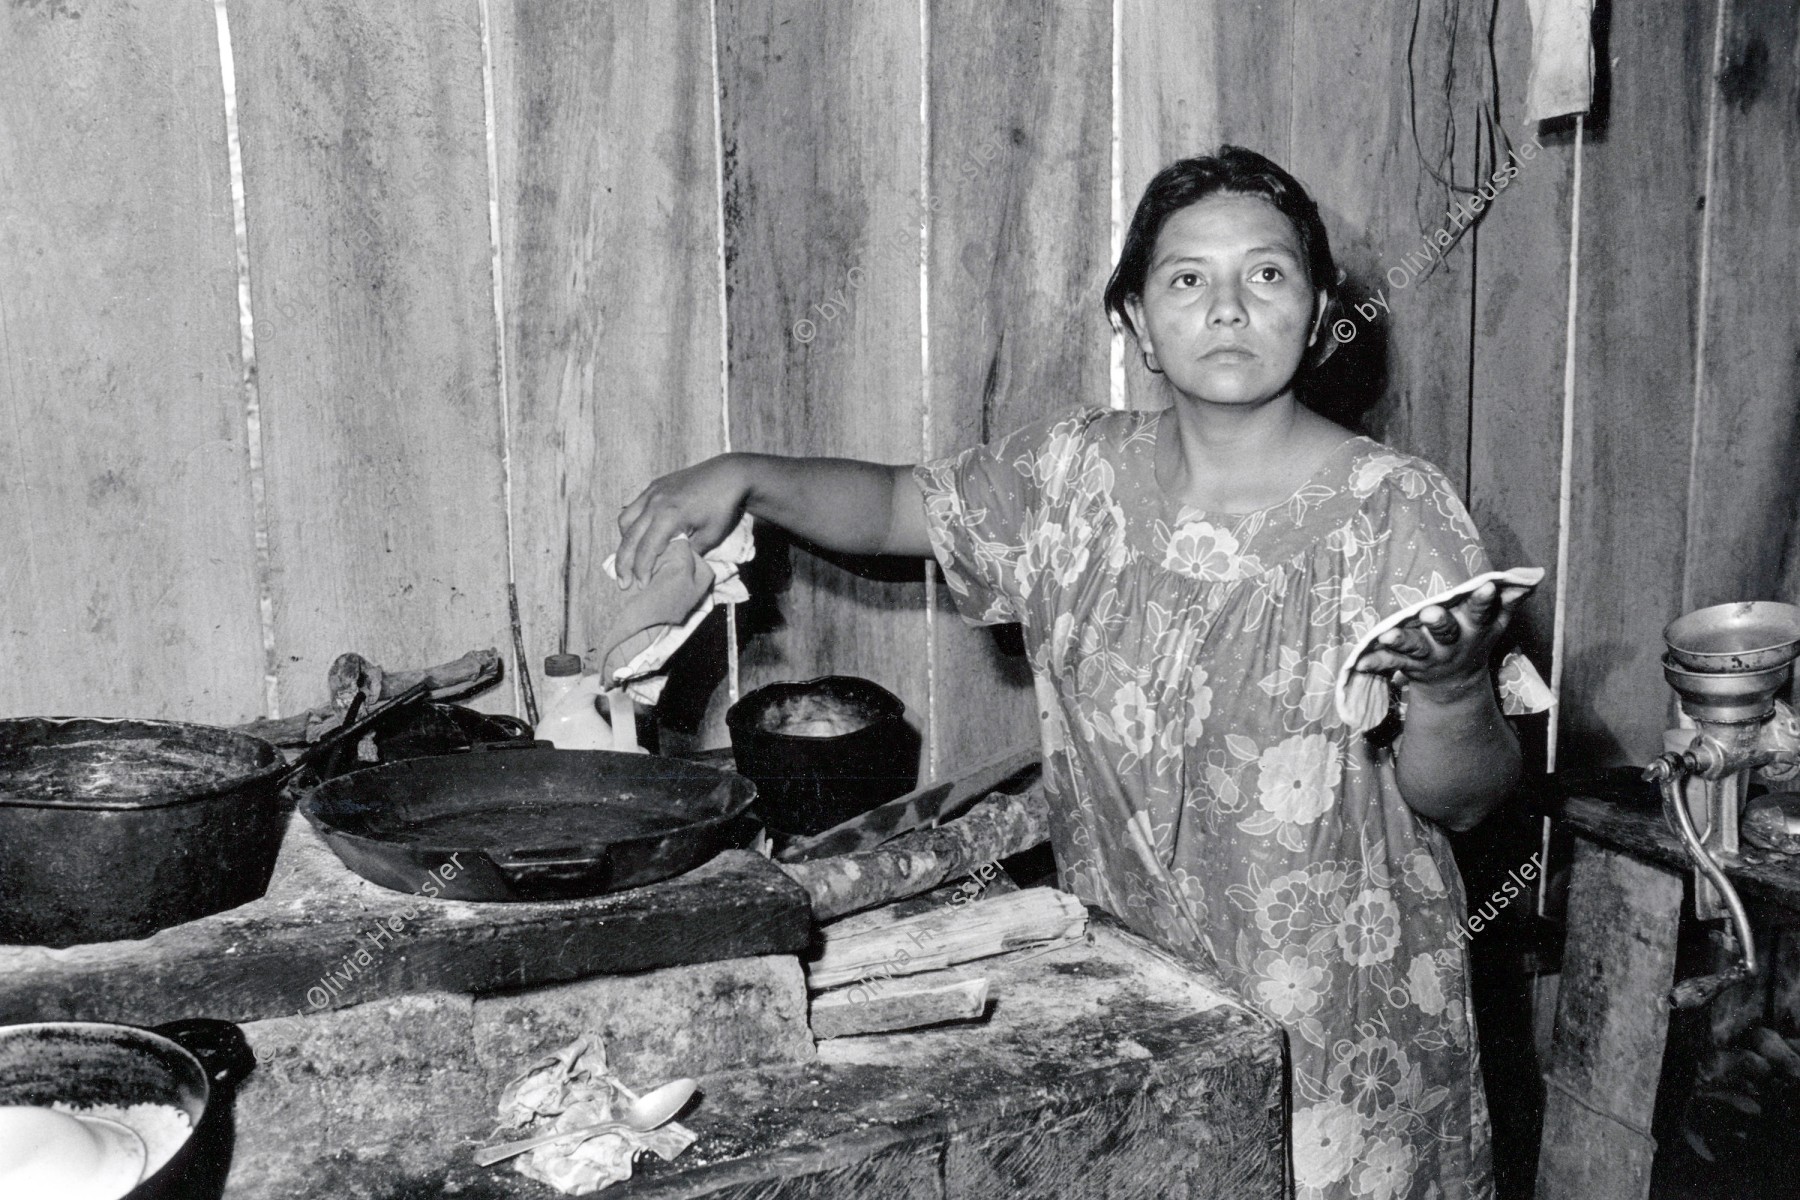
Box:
(1536, 773, 1800, 1200)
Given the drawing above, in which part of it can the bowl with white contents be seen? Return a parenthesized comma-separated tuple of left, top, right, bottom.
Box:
(725, 676, 920, 838)
(0, 1019, 253, 1200)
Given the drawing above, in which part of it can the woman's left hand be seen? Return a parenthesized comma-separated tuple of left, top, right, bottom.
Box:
(1352, 581, 1529, 702)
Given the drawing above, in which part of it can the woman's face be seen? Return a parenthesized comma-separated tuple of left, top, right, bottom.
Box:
(1125, 193, 1325, 409)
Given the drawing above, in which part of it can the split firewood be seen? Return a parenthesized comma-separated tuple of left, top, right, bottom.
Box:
(234, 649, 504, 746)
(823, 865, 1020, 942)
(810, 977, 990, 1040)
(805, 887, 1086, 992)
(778, 784, 1052, 921)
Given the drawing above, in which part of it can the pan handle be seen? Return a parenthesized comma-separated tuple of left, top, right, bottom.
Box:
(490, 844, 613, 893)
(468, 737, 548, 754)
(278, 680, 435, 785)
(481, 714, 536, 741)
(150, 1018, 257, 1093)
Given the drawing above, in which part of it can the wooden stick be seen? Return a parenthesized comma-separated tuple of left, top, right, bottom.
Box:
(810, 977, 990, 1039)
(805, 887, 1086, 992)
(778, 785, 1052, 921)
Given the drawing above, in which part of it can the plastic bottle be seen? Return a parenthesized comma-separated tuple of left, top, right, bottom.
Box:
(533, 654, 613, 749)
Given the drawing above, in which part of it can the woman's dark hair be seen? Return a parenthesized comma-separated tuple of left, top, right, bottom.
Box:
(1104, 145, 1343, 370)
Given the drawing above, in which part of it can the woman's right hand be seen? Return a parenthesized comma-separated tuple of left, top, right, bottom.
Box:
(615, 454, 751, 589)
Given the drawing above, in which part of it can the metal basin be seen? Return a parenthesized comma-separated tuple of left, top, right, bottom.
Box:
(1664, 601, 1800, 673)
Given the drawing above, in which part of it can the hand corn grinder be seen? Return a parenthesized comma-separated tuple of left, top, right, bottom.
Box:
(1643, 601, 1800, 1008)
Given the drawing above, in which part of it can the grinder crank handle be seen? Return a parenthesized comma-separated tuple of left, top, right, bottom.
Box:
(1670, 963, 1756, 1010)
(1647, 754, 1758, 1009)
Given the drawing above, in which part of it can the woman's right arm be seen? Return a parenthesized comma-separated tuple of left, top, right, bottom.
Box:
(614, 453, 930, 588)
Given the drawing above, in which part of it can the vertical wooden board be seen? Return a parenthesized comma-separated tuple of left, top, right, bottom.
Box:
(0, 2, 264, 723)
(1683, 0, 1800, 611)
(716, 1, 931, 723)
(926, 0, 1112, 776)
(1536, 839, 1682, 1200)
(1119, 0, 1293, 412)
(1468, 2, 1577, 679)
(491, 1, 725, 711)
(1562, 0, 1711, 765)
(1287, 0, 1479, 484)
(1119, 0, 1294, 215)
(228, 0, 512, 714)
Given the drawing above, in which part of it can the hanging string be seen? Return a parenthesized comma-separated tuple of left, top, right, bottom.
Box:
(1404, 0, 1511, 282)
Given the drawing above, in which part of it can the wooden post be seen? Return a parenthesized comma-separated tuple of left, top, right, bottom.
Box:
(1536, 837, 1684, 1200)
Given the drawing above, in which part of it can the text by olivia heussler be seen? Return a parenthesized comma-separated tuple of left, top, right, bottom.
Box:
(1450, 851, 1544, 945)
(247, 853, 469, 1064)
(1331, 132, 1546, 346)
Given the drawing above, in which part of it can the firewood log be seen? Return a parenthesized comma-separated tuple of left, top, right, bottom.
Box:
(778, 784, 1052, 921)
(810, 977, 990, 1039)
(805, 887, 1086, 992)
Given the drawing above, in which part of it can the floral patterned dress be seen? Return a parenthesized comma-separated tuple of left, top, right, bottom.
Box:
(914, 407, 1550, 1200)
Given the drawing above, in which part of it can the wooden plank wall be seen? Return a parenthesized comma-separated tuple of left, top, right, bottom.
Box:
(0, 1, 265, 722)
(1468, 0, 1575, 695)
(226, 0, 513, 717)
(1124, 0, 1798, 769)
(490, 0, 726, 720)
(924, 2, 1112, 773)
(713, 1, 933, 759)
(1688, 0, 1800, 615)
(1, 0, 1796, 781)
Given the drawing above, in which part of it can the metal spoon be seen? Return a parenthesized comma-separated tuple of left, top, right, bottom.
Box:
(471, 1077, 697, 1168)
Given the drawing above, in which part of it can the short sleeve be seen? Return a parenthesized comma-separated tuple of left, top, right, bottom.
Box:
(912, 409, 1101, 626)
(1353, 453, 1552, 718)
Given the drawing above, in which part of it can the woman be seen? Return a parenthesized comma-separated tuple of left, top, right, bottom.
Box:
(617, 146, 1549, 1200)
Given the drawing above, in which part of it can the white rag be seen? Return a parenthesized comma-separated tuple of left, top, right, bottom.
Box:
(1525, 0, 1596, 122)
(596, 514, 755, 706)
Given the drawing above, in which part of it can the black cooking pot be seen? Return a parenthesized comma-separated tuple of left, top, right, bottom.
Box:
(0, 720, 291, 948)
(725, 676, 920, 837)
(0, 1017, 254, 1200)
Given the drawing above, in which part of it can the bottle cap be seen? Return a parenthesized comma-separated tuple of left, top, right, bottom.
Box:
(543, 653, 584, 677)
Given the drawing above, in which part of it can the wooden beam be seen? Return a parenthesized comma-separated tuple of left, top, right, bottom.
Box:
(1682, 0, 1800, 612)
(1536, 837, 1683, 1200)
(1559, 0, 1714, 764)
(1561, 791, 1800, 923)
(924, 0, 1111, 774)
(1469, 0, 1578, 680)
(714, 0, 931, 736)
